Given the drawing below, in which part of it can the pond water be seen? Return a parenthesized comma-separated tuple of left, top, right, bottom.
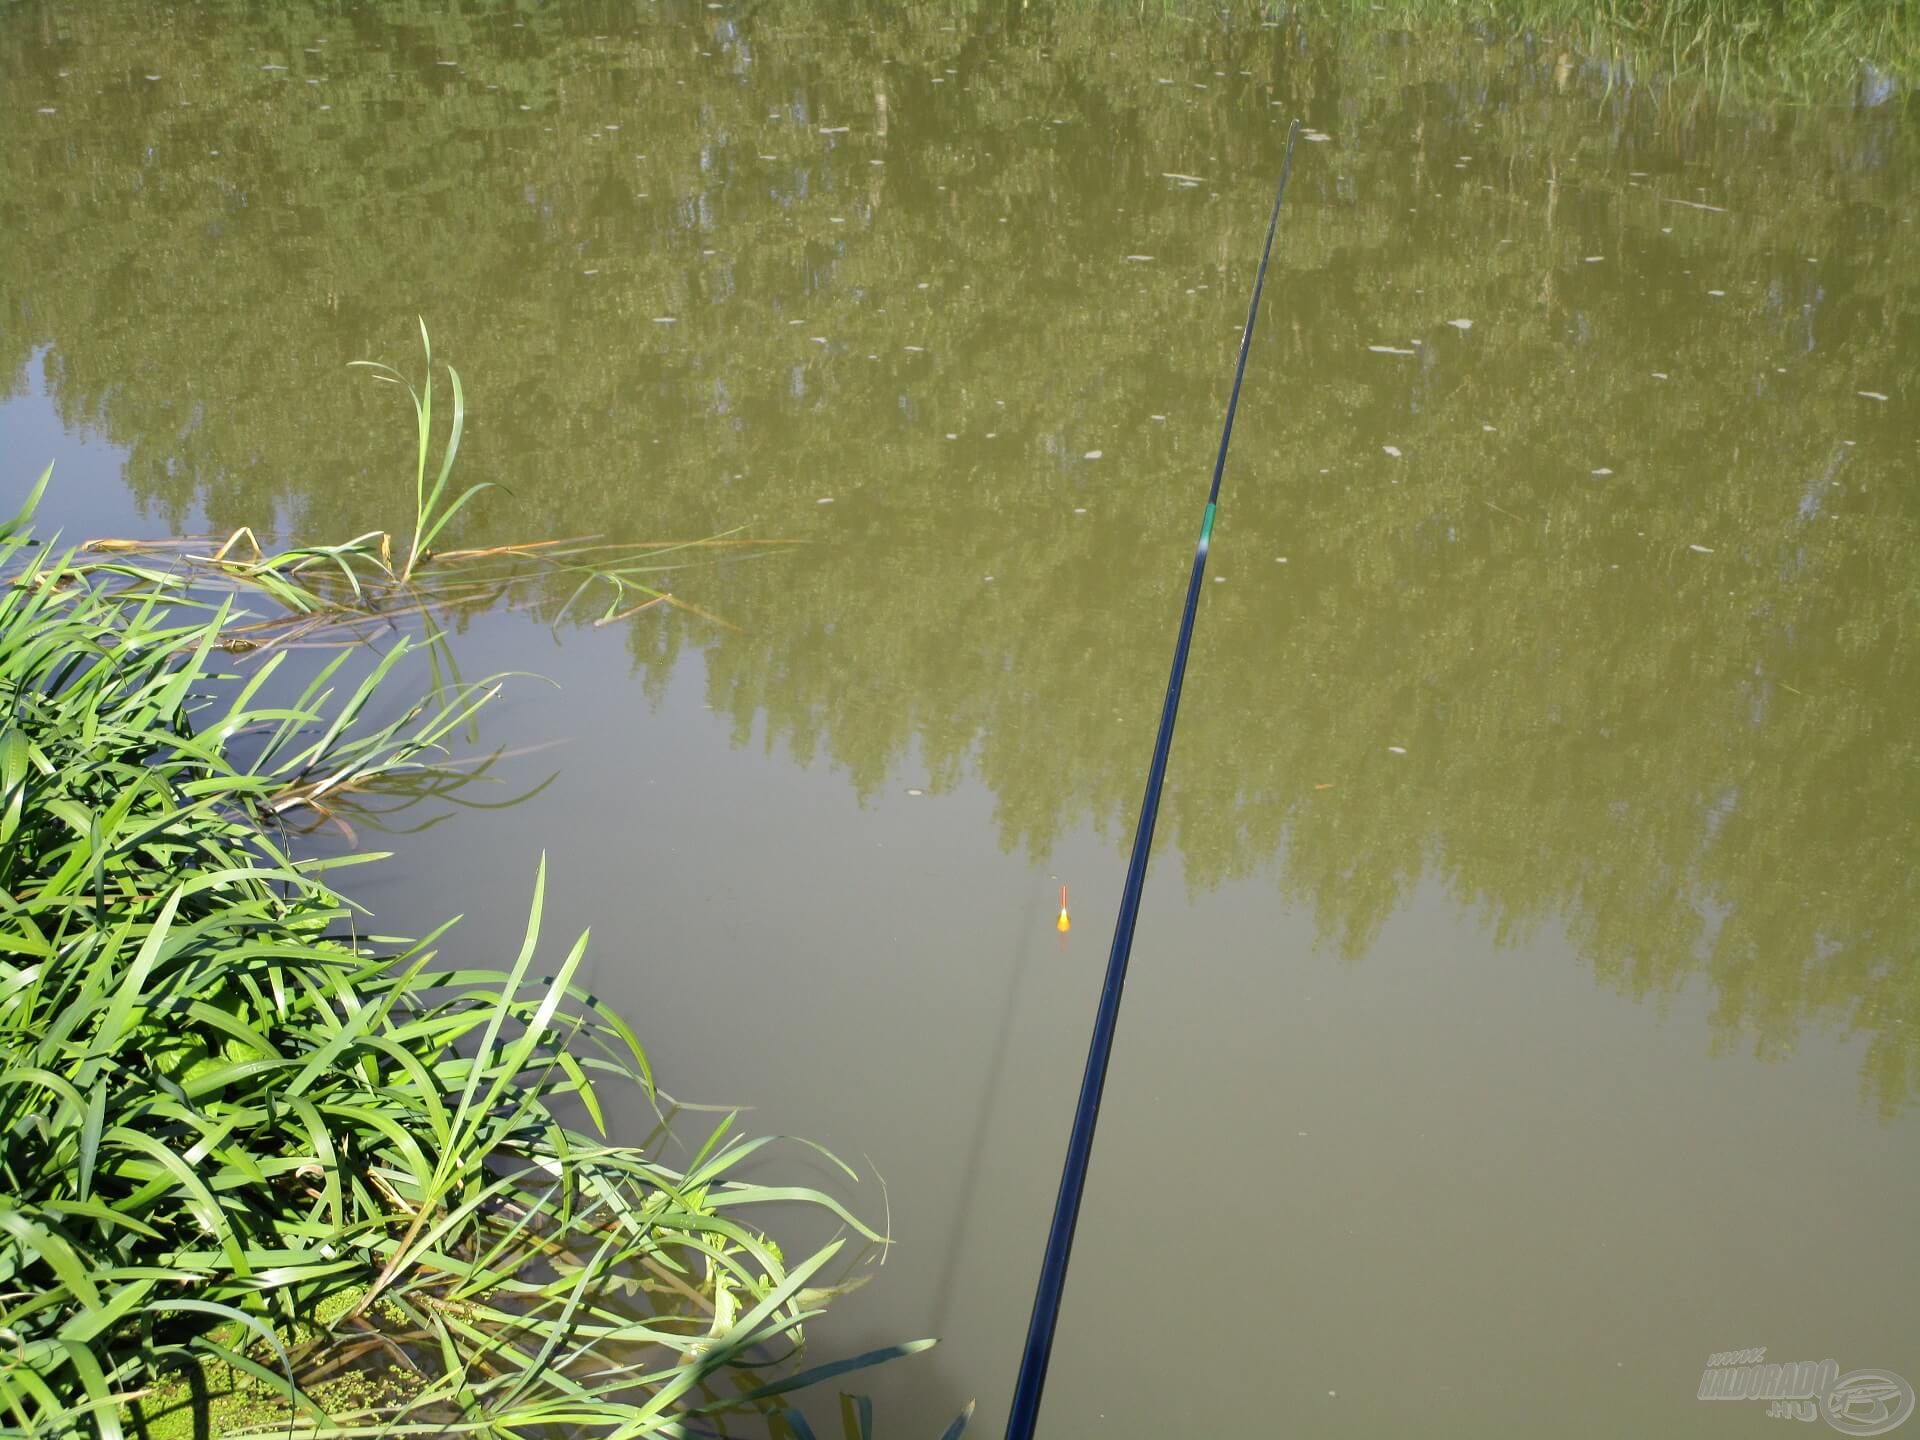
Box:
(4, 3, 1917, 1434)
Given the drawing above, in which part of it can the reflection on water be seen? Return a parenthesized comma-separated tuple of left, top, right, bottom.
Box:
(3, 1, 1916, 1432)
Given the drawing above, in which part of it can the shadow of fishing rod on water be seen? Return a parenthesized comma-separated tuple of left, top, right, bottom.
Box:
(926, 870, 1058, 1338)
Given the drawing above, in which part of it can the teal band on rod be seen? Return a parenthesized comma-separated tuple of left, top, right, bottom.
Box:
(1003, 118, 1302, 1440)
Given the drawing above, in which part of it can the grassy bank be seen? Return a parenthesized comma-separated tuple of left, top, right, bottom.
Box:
(1191, 0, 1916, 94)
(1396, 0, 1915, 89)
(0, 342, 951, 1437)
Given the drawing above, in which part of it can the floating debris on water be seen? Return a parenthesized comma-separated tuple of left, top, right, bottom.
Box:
(1084, 449, 1103, 460)
(1387, 746, 1407, 755)
(1585, 255, 1604, 263)
(652, 316, 678, 324)
(1651, 371, 1669, 380)
(1368, 345, 1417, 356)
(1382, 445, 1402, 458)
(1275, 557, 1288, 564)
(1592, 467, 1613, 476)
(1125, 255, 1154, 262)
(1688, 543, 1713, 553)
(945, 433, 958, 440)
(1161, 171, 1206, 183)
(1303, 131, 1331, 142)
(1447, 318, 1473, 330)
(1707, 289, 1726, 297)
(1073, 507, 1088, 514)
(1857, 390, 1889, 402)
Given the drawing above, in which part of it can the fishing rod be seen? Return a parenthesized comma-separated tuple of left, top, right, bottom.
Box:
(1003, 118, 1302, 1440)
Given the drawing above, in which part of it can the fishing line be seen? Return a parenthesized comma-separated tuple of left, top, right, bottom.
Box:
(1003, 118, 1302, 1440)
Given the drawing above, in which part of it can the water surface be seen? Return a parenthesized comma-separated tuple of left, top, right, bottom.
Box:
(3, 4, 1916, 1434)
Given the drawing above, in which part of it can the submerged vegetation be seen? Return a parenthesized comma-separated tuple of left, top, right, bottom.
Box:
(0, 363, 946, 1434)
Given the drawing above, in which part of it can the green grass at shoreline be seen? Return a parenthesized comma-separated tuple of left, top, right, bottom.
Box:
(0, 365, 954, 1438)
(1383, 0, 1914, 88)
(1106, 0, 1917, 95)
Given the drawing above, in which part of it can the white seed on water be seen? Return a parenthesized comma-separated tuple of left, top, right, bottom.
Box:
(817, 497, 835, 504)
(1303, 131, 1330, 142)
(945, 433, 958, 440)
(1857, 390, 1889, 401)
(1125, 254, 1154, 262)
(1213, 576, 1225, 583)
(1651, 371, 1669, 380)
(907, 788, 924, 796)
(1688, 543, 1713, 553)
(652, 316, 677, 324)
(1482, 424, 1497, 432)
(1382, 445, 1402, 458)
(1707, 288, 1726, 296)
(1585, 255, 1604, 263)
(1084, 450, 1103, 459)
(1592, 467, 1613, 476)
(1387, 746, 1407, 755)
(1275, 557, 1288, 563)
(1447, 318, 1473, 330)
(1368, 345, 1416, 356)
(1073, 507, 1088, 514)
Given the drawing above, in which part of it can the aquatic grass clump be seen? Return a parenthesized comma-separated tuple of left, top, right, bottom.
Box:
(120, 320, 797, 642)
(0, 475, 925, 1438)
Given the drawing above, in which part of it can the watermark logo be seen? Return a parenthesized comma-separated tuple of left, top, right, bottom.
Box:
(1699, 1350, 1915, 1434)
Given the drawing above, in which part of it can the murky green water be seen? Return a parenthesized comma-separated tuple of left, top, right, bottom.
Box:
(5, 3, 1917, 1433)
